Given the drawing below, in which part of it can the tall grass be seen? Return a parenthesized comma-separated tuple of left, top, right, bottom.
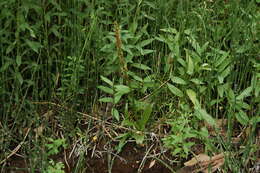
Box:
(0, 0, 259, 172)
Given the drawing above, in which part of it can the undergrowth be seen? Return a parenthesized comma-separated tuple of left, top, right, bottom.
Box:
(0, 0, 259, 172)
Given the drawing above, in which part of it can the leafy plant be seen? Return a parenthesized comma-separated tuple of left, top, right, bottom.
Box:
(44, 138, 67, 173)
(45, 138, 67, 156)
(162, 116, 198, 158)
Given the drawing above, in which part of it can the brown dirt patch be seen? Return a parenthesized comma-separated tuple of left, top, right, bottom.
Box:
(3, 143, 174, 173)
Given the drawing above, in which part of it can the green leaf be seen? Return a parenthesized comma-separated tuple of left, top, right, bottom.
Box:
(186, 89, 200, 108)
(218, 58, 231, 72)
(141, 49, 155, 55)
(227, 88, 235, 101)
(235, 110, 249, 126)
(112, 108, 120, 121)
(172, 147, 182, 155)
(115, 133, 129, 153)
(160, 28, 178, 34)
(16, 72, 23, 85)
(16, 56, 22, 67)
(250, 116, 260, 125)
(236, 86, 253, 100)
(195, 108, 216, 127)
(6, 41, 16, 54)
(190, 78, 204, 85)
(235, 101, 250, 110)
(100, 76, 113, 86)
(114, 93, 122, 104)
(167, 83, 184, 97)
(177, 58, 186, 68)
(186, 53, 194, 75)
(171, 76, 187, 85)
(137, 38, 154, 47)
(122, 119, 136, 127)
(131, 63, 151, 71)
(218, 66, 231, 83)
(128, 71, 143, 82)
(215, 52, 229, 67)
(217, 85, 225, 98)
(138, 104, 153, 130)
(97, 86, 113, 94)
(115, 85, 131, 94)
(99, 97, 113, 103)
(132, 133, 145, 145)
(25, 39, 42, 53)
(0, 61, 12, 72)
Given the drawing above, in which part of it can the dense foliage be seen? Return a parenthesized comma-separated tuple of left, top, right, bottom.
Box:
(1, 0, 259, 172)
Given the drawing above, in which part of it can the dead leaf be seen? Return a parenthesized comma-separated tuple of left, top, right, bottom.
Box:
(34, 125, 44, 138)
(184, 154, 210, 166)
(179, 153, 224, 173)
(148, 160, 156, 168)
(43, 110, 54, 120)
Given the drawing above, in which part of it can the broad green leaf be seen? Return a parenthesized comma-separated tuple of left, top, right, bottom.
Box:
(112, 108, 120, 121)
(131, 63, 151, 71)
(99, 97, 113, 103)
(190, 78, 204, 85)
(155, 35, 167, 43)
(114, 93, 122, 104)
(171, 76, 187, 85)
(97, 86, 113, 94)
(186, 89, 200, 108)
(167, 83, 184, 97)
(115, 85, 131, 94)
(235, 110, 249, 126)
(140, 49, 155, 55)
(100, 75, 113, 86)
(128, 71, 143, 82)
(195, 108, 216, 127)
(177, 58, 186, 68)
(236, 86, 252, 100)
(138, 38, 154, 47)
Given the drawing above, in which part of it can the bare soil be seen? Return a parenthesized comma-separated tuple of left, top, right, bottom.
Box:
(3, 143, 174, 173)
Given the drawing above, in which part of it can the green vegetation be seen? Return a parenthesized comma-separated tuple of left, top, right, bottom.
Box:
(1, 0, 259, 172)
